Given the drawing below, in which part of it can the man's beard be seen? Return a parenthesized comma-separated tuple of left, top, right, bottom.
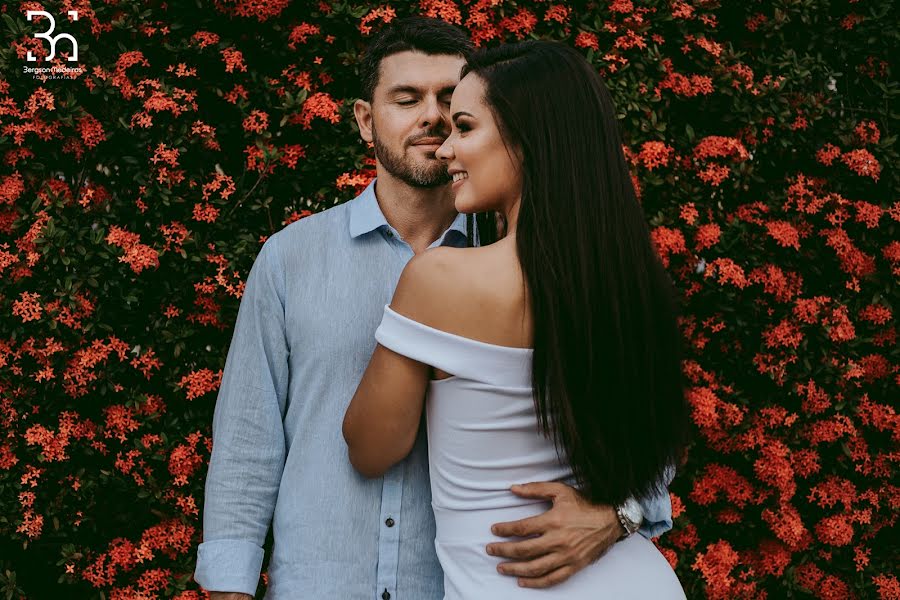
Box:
(372, 125, 451, 188)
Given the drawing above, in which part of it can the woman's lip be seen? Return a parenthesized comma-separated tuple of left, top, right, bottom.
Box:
(451, 177, 466, 190)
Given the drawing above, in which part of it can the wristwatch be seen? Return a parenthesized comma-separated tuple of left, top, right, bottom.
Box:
(615, 497, 643, 538)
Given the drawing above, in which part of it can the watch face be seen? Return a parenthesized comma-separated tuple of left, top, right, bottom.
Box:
(623, 498, 643, 525)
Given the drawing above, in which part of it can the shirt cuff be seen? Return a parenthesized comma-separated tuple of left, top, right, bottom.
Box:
(639, 516, 673, 539)
(637, 489, 674, 539)
(194, 538, 264, 595)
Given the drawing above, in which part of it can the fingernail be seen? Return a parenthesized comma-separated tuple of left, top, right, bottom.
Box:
(491, 526, 498, 535)
(486, 545, 494, 555)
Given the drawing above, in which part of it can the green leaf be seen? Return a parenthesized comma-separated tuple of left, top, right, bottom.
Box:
(2, 13, 19, 34)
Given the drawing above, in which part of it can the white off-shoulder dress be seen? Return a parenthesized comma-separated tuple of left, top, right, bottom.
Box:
(375, 305, 686, 600)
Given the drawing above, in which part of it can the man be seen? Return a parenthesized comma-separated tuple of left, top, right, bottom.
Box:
(194, 17, 673, 600)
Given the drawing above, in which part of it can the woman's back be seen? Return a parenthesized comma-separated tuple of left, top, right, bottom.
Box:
(375, 246, 686, 599)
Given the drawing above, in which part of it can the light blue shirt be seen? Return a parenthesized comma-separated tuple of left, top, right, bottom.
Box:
(194, 180, 673, 599)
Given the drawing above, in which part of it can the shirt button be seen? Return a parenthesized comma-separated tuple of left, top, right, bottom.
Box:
(386, 230, 393, 238)
(385, 517, 395, 527)
(382, 589, 391, 600)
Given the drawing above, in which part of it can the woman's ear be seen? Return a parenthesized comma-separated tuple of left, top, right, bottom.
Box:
(354, 99, 374, 143)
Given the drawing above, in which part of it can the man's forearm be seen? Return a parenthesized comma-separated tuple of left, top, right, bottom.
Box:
(195, 388, 287, 593)
(195, 234, 290, 594)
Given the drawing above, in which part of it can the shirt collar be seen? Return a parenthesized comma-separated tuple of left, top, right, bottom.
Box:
(348, 179, 387, 238)
(348, 178, 469, 242)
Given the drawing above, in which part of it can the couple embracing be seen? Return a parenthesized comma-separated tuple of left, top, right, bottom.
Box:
(194, 16, 689, 600)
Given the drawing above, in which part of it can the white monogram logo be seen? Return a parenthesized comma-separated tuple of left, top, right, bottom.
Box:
(26, 10, 79, 62)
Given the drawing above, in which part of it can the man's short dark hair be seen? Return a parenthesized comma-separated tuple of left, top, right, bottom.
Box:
(359, 17, 474, 102)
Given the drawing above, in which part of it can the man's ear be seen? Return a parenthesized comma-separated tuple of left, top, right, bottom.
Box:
(354, 99, 374, 143)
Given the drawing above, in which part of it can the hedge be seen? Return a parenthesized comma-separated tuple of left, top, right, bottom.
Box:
(0, 0, 896, 598)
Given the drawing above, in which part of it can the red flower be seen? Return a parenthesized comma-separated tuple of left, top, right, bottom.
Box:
(873, 574, 900, 599)
(77, 114, 106, 148)
(544, 5, 571, 24)
(574, 32, 600, 51)
(12, 291, 42, 322)
(694, 223, 721, 251)
(816, 143, 841, 165)
(214, 0, 290, 21)
(242, 109, 269, 134)
(636, 141, 675, 169)
(294, 92, 342, 129)
(359, 5, 397, 35)
(176, 368, 223, 400)
(765, 220, 801, 250)
(841, 149, 881, 180)
(853, 120, 881, 145)
(499, 8, 537, 39)
(288, 23, 321, 48)
(815, 514, 854, 547)
(650, 226, 687, 267)
(420, 0, 463, 24)
(221, 47, 248, 73)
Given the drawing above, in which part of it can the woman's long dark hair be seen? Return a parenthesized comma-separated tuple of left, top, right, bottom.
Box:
(465, 41, 689, 505)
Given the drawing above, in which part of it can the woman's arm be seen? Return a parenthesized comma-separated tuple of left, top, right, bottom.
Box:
(342, 252, 448, 478)
(342, 341, 430, 478)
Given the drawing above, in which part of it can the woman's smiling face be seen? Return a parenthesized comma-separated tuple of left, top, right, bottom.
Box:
(435, 72, 523, 215)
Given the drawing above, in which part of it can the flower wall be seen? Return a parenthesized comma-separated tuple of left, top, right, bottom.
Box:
(0, 0, 896, 598)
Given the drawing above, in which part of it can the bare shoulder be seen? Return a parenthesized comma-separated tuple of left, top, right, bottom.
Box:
(391, 246, 480, 323)
(391, 242, 531, 347)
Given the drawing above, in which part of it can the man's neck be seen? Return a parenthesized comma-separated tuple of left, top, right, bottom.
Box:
(373, 173, 459, 255)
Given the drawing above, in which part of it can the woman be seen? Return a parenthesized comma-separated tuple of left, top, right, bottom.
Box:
(343, 41, 689, 598)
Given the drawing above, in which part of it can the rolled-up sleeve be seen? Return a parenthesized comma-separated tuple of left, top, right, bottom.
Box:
(194, 233, 290, 595)
(638, 463, 675, 539)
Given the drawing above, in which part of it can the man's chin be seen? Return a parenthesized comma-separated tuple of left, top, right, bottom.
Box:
(405, 163, 451, 187)
(421, 167, 453, 186)
(410, 176, 452, 189)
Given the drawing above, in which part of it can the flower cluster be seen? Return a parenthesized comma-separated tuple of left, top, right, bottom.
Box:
(105, 225, 160, 274)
